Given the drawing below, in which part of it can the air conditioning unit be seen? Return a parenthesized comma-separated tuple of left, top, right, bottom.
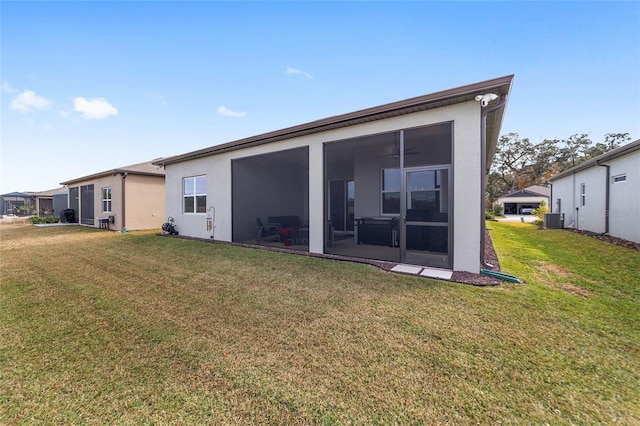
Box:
(544, 213, 564, 229)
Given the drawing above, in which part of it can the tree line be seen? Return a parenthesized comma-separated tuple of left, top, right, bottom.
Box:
(487, 132, 631, 206)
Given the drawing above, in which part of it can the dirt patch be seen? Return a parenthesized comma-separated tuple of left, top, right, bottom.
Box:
(537, 263, 596, 298)
(567, 229, 640, 251)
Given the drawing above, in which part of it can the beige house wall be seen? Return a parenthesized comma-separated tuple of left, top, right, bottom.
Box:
(124, 174, 166, 230)
(66, 174, 164, 231)
(68, 174, 124, 229)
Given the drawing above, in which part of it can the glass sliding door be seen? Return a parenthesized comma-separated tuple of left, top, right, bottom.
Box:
(80, 184, 95, 226)
(328, 180, 355, 233)
(402, 166, 451, 268)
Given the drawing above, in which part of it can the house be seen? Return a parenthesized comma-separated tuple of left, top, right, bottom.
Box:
(0, 192, 35, 216)
(549, 139, 640, 243)
(153, 75, 514, 274)
(497, 185, 550, 214)
(60, 161, 166, 231)
(30, 187, 68, 217)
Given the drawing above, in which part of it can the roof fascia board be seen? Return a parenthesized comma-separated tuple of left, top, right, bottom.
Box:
(60, 169, 164, 186)
(549, 139, 640, 181)
(155, 74, 514, 166)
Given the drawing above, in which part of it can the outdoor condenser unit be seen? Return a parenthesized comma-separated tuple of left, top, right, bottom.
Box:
(544, 213, 565, 229)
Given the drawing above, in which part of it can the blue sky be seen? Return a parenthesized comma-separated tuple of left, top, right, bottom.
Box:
(2, 1, 639, 193)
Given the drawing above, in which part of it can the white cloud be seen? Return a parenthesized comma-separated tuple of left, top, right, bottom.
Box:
(146, 91, 169, 107)
(72, 97, 118, 119)
(2, 81, 17, 93)
(11, 90, 52, 112)
(286, 66, 313, 79)
(216, 106, 247, 117)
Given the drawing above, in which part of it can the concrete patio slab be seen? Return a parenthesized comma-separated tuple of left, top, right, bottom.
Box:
(391, 264, 423, 275)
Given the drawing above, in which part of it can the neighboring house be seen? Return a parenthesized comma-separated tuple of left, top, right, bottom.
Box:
(549, 139, 640, 243)
(0, 192, 35, 216)
(60, 161, 166, 231)
(497, 185, 550, 214)
(154, 75, 514, 274)
(30, 187, 68, 217)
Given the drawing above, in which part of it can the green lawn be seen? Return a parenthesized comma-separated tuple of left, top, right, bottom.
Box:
(1, 223, 638, 424)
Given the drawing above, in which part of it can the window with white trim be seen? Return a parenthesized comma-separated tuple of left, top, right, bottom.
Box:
(612, 174, 627, 183)
(580, 183, 586, 206)
(381, 168, 400, 215)
(102, 187, 112, 213)
(183, 176, 206, 213)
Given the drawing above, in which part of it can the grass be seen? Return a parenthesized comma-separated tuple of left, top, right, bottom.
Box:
(1, 222, 638, 424)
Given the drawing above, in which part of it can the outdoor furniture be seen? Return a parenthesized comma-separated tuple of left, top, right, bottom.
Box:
(267, 215, 305, 230)
(356, 217, 398, 247)
(98, 218, 110, 230)
(256, 217, 280, 244)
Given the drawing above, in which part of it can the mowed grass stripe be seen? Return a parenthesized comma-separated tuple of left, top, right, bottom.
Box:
(1, 223, 638, 424)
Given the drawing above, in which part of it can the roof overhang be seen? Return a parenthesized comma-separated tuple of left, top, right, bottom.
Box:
(549, 139, 640, 182)
(60, 162, 165, 186)
(154, 74, 514, 167)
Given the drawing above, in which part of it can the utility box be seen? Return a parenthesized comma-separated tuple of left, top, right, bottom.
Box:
(544, 213, 564, 229)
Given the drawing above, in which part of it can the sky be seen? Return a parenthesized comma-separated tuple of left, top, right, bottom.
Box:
(1, 1, 639, 194)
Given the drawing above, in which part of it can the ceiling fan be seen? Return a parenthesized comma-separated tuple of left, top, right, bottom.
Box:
(381, 136, 420, 158)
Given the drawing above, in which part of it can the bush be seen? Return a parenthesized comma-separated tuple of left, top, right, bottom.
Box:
(29, 216, 60, 224)
(485, 211, 495, 220)
(533, 201, 548, 220)
(492, 204, 504, 217)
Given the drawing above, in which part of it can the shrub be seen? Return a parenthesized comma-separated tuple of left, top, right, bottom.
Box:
(29, 216, 60, 224)
(485, 211, 495, 220)
(492, 204, 504, 217)
(533, 201, 548, 220)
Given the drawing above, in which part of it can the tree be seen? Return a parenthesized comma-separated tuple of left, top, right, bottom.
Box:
(487, 131, 631, 206)
(556, 133, 593, 169)
(584, 132, 630, 160)
(490, 133, 536, 193)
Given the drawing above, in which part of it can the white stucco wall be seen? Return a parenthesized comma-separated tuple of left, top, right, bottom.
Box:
(608, 151, 640, 243)
(553, 167, 607, 232)
(550, 177, 575, 221)
(164, 100, 484, 273)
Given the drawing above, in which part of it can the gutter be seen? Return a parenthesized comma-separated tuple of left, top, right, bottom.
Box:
(597, 160, 610, 234)
(480, 95, 507, 268)
(121, 172, 128, 230)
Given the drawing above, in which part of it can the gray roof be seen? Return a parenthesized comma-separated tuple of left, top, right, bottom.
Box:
(0, 192, 33, 198)
(549, 139, 640, 181)
(502, 185, 550, 198)
(27, 187, 68, 197)
(60, 161, 165, 186)
(154, 75, 514, 167)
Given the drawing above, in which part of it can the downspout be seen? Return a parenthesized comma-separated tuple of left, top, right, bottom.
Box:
(597, 160, 610, 234)
(480, 95, 507, 269)
(121, 172, 128, 230)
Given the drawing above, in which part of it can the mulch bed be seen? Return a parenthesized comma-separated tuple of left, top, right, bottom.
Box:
(566, 229, 640, 251)
(160, 231, 503, 286)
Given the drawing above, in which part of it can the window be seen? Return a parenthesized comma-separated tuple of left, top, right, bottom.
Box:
(612, 174, 627, 183)
(102, 187, 112, 213)
(183, 176, 206, 213)
(580, 183, 586, 206)
(381, 168, 400, 215)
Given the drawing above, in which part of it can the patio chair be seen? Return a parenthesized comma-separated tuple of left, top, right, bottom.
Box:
(256, 217, 280, 244)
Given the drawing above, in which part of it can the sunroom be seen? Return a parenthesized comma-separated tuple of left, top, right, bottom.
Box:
(155, 75, 513, 274)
